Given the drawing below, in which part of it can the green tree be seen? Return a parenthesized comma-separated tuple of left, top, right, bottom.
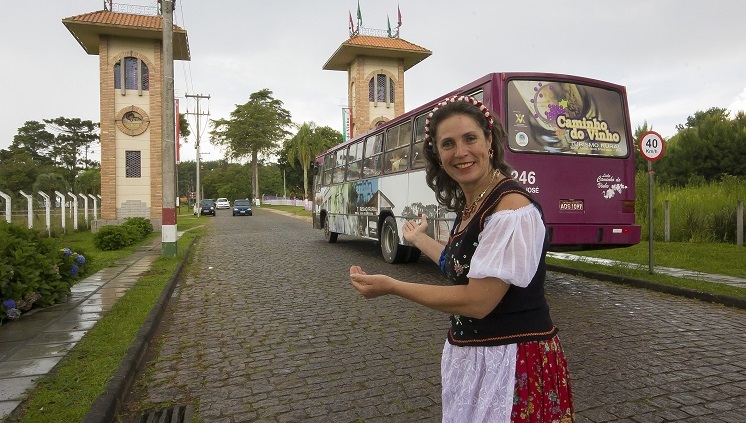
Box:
(275, 151, 306, 198)
(282, 123, 342, 198)
(0, 150, 51, 196)
(32, 173, 69, 206)
(315, 125, 344, 149)
(286, 122, 323, 199)
(74, 168, 101, 195)
(179, 113, 191, 140)
(210, 89, 292, 200)
(656, 107, 744, 186)
(43, 117, 100, 184)
(9, 121, 56, 166)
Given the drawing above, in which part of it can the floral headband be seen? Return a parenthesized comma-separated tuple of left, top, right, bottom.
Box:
(424, 95, 494, 146)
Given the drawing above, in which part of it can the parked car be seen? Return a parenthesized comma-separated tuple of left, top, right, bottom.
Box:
(215, 198, 230, 209)
(199, 199, 216, 216)
(232, 199, 253, 216)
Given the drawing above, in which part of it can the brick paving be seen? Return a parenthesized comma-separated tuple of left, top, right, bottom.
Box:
(119, 208, 746, 422)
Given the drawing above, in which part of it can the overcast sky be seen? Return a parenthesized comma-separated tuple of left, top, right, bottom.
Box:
(2, 0, 745, 163)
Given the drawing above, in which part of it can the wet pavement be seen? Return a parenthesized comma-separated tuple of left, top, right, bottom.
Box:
(1, 209, 745, 422)
(120, 209, 745, 422)
(0, 237, 161, 420)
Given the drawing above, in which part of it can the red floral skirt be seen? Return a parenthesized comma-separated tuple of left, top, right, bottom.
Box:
(511, 335, 574, 422)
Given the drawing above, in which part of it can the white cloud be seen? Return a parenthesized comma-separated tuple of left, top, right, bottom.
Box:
(2, 0, 746, 158)
(728, 88, 746, 116)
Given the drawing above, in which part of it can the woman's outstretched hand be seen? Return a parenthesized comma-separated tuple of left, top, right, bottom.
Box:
(402, 214, 428, 245)
(350, 266, 393, 299)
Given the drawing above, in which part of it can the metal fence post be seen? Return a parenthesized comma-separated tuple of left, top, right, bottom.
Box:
(738, 200, 743, 247)
(0, 191, 10, 223)
(664, 200, 670, 242)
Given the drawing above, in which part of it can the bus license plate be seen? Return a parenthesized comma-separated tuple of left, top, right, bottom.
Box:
(559, 199, 584, 211)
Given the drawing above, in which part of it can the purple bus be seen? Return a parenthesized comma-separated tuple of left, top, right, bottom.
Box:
(313, 72, 641, 263)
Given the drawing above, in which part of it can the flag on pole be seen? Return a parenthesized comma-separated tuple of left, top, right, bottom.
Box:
(349, 10, 354, 34)
(387, 16, 391, 37)
(397, 5, 402, 27)
(342, 108, 352, 142)
(357, 0, 362, 25)
(174, 99, 180, 163)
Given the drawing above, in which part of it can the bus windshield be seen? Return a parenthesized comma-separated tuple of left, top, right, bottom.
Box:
(506, 79, 629, 157)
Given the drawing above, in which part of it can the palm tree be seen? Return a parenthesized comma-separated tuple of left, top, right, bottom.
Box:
(286, 122, 325, 200)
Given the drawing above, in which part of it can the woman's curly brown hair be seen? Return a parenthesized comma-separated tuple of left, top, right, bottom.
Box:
(423, 101, 513, 212)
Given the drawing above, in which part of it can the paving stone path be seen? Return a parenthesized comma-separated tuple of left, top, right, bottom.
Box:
(119, 208, 746, 422)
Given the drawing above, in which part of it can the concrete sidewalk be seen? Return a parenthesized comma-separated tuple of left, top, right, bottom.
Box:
(0, 237, 162, 420)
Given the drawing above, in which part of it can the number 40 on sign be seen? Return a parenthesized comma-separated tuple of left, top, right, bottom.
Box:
(639, 131, 665, 161)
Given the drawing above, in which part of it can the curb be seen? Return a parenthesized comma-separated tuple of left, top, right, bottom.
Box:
(82, 237, 198, 423)
(547, 264, 746, 310)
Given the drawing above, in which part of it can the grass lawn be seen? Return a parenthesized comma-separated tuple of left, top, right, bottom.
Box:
(547, 241, 746, 299)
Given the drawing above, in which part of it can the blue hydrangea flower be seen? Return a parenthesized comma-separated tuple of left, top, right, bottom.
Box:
(71, 265, 79, 276)
(77, 255, 86, 265)
(62, 248, 72, 257)
(6, 308, 20, 320)
(3, 299, 16, 309)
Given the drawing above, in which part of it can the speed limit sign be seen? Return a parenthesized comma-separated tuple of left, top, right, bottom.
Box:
(639, 131, 665, 161)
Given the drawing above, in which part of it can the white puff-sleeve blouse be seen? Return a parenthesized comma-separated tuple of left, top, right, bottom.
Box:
(466, 203, 545, 287)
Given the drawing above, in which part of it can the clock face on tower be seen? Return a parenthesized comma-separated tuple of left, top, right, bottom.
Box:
(115, 106, 150, 136)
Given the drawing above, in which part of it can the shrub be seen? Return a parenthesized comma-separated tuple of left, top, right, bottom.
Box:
(1, 222, 89, 323)
(122, 217, 153, 240)
(94, 225, 135, 251)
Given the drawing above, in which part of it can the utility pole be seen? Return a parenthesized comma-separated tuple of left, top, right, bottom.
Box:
(161, 0, 177, 257)
(184, 93, 210, 216)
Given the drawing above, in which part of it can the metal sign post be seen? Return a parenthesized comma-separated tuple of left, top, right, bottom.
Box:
(639, 131, 665, 273)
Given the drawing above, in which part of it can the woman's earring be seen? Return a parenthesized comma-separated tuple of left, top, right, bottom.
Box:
(489, 148, 494, 160)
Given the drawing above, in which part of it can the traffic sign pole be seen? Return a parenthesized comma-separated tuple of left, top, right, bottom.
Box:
(639, 131, 665, 273)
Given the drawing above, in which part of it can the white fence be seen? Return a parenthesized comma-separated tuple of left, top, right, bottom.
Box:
(261, 196, 312, 211)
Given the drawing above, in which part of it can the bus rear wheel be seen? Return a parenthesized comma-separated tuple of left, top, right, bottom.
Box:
(381, 216, 410, 264)
(324, 215, 338, 243)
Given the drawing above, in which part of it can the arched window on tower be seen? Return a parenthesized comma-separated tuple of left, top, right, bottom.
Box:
(114, 57, 149, 95)
(368, 74, 394, 105)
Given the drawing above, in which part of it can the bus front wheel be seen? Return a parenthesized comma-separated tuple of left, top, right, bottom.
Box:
(324, 215, 338, 243)
(381, 216, 409, 264)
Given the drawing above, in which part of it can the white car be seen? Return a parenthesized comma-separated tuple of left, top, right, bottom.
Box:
(215, 198, 230, 209)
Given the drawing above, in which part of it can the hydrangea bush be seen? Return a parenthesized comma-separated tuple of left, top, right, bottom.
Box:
(1, 222, 90, 325)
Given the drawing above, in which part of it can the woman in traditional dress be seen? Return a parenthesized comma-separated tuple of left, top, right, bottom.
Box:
(350, 96, 574, 422)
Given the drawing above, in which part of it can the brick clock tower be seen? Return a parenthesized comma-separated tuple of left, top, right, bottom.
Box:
(323, 23, 430, 137)
(63, 6, 189, 231)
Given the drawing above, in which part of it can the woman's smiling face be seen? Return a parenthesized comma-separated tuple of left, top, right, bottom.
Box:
(435, 113, 492, 189)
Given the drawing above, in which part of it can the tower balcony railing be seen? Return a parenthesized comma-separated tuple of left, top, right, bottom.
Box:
(351, 25, 400, 39)
(105, 1, 158, 16)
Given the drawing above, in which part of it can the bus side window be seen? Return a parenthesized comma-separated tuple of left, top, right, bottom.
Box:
(384, 121, 411, 173)
(363, 134, 383, 177)
(323, 154, 334, 185)
(412, 115, 427, 169)
(347, 142, 363, 181)
(333, 149, 347, 183)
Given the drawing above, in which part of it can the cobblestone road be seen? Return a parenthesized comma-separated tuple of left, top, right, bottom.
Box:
(119, 208, 746, 422)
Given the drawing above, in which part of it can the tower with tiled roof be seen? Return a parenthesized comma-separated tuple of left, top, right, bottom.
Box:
(324, 14, 430, 137)
(63, 4, 189, 230)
